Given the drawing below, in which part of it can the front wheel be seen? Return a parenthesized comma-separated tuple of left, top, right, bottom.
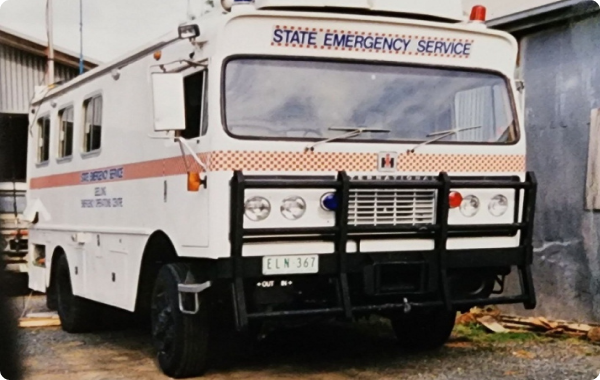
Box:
(391, 308, 456, 351)
(151, 263, 209, 379)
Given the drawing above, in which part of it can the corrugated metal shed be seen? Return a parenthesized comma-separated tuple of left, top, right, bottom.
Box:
(0, 44, 76, 114)
(487, 0, 599, 33)
(0, 25, 99, 114)
(490, 1, 600, 322)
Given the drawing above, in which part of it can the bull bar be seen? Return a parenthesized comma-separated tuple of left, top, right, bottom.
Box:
(223, 171, 537, 331)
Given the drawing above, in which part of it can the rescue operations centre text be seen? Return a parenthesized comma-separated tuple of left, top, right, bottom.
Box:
(272, 26, 474, 57)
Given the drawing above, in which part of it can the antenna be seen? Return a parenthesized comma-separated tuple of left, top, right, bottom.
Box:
(46, 0, 55, 85)
(79, 0, 84, 75)
(187, 0, 196, 21)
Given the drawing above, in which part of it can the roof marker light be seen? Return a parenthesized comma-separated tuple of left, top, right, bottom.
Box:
(469, 5, 487, 22)
(178, 24, 200, 39)
(222, 0, 253, 11)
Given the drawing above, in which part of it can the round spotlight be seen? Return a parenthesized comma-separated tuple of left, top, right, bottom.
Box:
(489, 195, 509, 217)
(460, 195, 480, 217)
(281, 196, 306, 220)
(244, 197, 271, 221)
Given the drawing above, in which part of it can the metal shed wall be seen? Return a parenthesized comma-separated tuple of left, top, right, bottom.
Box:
(0, 43, 78, 114)
(506, 12, 600, 322)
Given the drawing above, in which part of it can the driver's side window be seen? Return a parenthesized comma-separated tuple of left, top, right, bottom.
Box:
(182, 70, 207, 139)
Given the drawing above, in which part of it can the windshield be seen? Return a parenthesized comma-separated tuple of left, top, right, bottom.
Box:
(224, 59, 518, 144)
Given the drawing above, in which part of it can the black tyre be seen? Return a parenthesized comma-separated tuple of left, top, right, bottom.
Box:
(56, 255, 96, 333)
(151, 263, 209, 379)
(391, 308, 456, 351)
(46, 282, 58, 311)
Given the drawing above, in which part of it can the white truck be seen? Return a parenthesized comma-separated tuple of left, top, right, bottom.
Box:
(0, 182, 28, 273)
(26, 0, 537, 377)
(0, 112, 29, 274)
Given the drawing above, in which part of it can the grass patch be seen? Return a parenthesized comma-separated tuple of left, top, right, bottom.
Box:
(453, 323, 549, 344)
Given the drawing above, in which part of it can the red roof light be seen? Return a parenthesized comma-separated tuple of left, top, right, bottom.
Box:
(470, 5, 487, 22)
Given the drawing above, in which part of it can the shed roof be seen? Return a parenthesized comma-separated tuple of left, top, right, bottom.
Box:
(486, 0, 600, 33)
(0, 25, 100, 71)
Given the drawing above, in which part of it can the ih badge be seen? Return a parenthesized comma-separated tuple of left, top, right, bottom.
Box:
(378, 152, 397, 172)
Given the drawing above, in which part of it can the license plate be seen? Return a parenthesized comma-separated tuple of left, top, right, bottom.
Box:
(262, 255, 319, 276)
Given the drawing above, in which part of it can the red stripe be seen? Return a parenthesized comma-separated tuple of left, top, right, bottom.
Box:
(30, 155, 203, 190)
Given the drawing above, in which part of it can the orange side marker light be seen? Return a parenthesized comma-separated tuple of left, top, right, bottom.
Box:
(188, 172, 201, 192)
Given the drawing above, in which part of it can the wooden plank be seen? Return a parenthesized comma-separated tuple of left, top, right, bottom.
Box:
(19, 317, 61, 328)
(565, 323, 593, 333)
(477, 315, 508, 333)
(25, 312, 58, 319)
(501, 322, 538, 331)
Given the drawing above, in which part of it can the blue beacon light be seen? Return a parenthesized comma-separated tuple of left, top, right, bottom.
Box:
(321, 193, 339, 211)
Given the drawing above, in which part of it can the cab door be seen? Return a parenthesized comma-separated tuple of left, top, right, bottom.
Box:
(162, 69, 210, 248)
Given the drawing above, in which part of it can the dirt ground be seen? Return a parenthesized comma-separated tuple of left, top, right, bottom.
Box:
(12, 295, 600, 380)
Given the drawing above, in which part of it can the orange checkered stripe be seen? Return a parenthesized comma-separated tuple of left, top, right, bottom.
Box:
(29, 151, 525, 190)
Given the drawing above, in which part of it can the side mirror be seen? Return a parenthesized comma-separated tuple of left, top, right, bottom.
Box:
(516, 80, 526, 113)
(152, 73, 186, 131)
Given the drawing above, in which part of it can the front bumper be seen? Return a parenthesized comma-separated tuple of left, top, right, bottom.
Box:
(1, 230, 28, 272)
(221, 171, 537, 330)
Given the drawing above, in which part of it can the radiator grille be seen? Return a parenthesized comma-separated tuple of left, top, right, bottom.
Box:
(348, 189, 437, 226)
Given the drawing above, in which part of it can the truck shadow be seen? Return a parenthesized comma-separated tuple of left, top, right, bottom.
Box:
(84, 317, 485, 378)
(3, 272, 29, 297)
(208, 319, 463, 376)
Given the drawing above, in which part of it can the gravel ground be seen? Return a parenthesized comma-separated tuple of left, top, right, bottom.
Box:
(13, 295, 600, 380)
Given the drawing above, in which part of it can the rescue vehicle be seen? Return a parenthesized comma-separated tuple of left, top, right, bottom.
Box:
(25, 0, 537, 377)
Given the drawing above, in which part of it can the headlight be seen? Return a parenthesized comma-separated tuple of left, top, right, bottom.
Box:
(281, 196, 306, 220)
(460, 195, 480, 217)
(244, 197, 271, 221)
(489, 195, 509, 217)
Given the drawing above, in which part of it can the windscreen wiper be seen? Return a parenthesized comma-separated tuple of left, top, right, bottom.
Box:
(305, 127, 390, 152)
(408, 126, 482, 154)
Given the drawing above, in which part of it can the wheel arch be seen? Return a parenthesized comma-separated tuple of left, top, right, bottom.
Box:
(46, 246, 67, 311)
(134, 230, 217, 315)
(48, 246, 67, 289)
